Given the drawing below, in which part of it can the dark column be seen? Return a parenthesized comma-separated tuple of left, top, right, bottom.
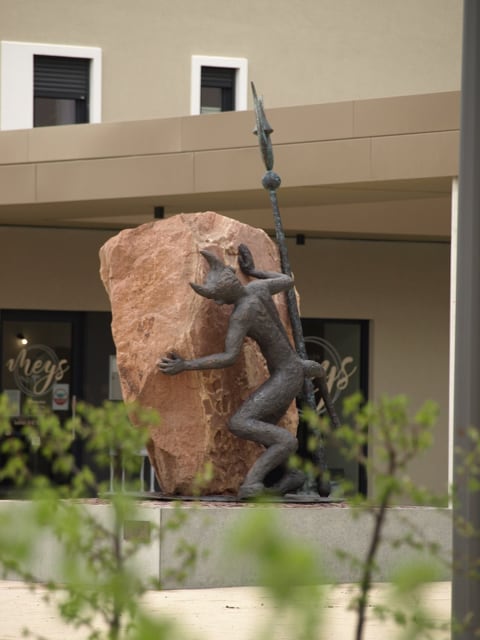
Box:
(452, 1, 480, 637)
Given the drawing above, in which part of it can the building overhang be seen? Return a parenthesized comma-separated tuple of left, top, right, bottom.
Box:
(0, 91, 459, 240)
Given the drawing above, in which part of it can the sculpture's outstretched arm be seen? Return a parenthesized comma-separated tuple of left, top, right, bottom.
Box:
(238, 244, 293, 294)
(158, 309, 249, 375)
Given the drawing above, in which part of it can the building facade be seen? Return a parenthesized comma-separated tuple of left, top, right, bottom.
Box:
(0, 0, 463, 498)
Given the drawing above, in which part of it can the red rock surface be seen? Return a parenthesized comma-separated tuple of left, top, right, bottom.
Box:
(99, 212, 298, 495)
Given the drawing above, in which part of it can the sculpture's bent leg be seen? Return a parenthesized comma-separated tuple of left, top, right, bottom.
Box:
(231, 416, 299, 498)
(229, 365, 304, 498)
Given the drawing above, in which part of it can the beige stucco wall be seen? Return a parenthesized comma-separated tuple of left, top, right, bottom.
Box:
(0, 224, 450, 495)
(0, 0, 463, 122)
(0, 227, 115, 310)
(0, 92, 459, 235)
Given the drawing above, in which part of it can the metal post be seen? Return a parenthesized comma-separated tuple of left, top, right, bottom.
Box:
(452, 1, 480, 636)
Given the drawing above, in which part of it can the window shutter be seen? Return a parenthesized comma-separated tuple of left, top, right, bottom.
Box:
(34, 56, 90, 99)
(201, 66, 235, 89)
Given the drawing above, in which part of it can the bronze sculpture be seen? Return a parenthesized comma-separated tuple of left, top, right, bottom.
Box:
(158, 244, 340, 499)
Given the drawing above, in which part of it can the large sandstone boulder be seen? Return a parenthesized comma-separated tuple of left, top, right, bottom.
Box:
(99, 211, 298, 495)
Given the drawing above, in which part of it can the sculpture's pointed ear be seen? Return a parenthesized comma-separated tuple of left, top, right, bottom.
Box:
(200, 250, 225, 271)
(190, 282, 213, 299)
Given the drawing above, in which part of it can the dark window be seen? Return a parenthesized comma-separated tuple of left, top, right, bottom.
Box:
(200, 66, 235, 113)
(33, 55, 90, 127)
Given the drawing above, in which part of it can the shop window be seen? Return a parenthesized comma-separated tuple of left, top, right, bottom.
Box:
(0, 310, 163, 496)
(191, 55, 247, 115)
(34, 55, 90, 127)
(301, 318, 369, 495)
(1, 316, 76, 417)
(0, 41, 101, 130)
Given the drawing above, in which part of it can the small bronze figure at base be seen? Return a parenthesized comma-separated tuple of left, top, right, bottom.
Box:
(158, 244, 340, 499)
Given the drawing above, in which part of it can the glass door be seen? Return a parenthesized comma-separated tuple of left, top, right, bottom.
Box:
(301, 318, 369, 495)
(1, 312, 80, 420)
(0, 311, 83, 490)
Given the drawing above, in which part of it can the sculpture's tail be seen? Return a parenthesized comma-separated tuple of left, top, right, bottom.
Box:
(303, 360, 341, 429)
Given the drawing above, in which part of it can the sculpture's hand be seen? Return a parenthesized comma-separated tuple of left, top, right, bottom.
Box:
(157, 352, 186, 375)
(238, 244, 255, 275)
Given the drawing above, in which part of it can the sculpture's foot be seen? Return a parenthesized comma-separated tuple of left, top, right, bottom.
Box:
(270, 469, 306, 496)
(238, 482, 265, 500)
(317, 475, 332, 498)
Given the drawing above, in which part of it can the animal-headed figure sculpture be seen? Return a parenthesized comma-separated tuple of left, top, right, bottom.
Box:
(158, 244, 339, 499)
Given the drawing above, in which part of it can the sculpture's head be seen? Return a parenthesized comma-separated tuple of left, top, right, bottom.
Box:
(190, 250, 244, 305)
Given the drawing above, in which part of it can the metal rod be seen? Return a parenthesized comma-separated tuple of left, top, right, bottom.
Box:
(452, 1, 480, 637)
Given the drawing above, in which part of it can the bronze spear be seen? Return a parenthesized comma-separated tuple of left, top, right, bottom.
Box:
(251, 82, 331, 496)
